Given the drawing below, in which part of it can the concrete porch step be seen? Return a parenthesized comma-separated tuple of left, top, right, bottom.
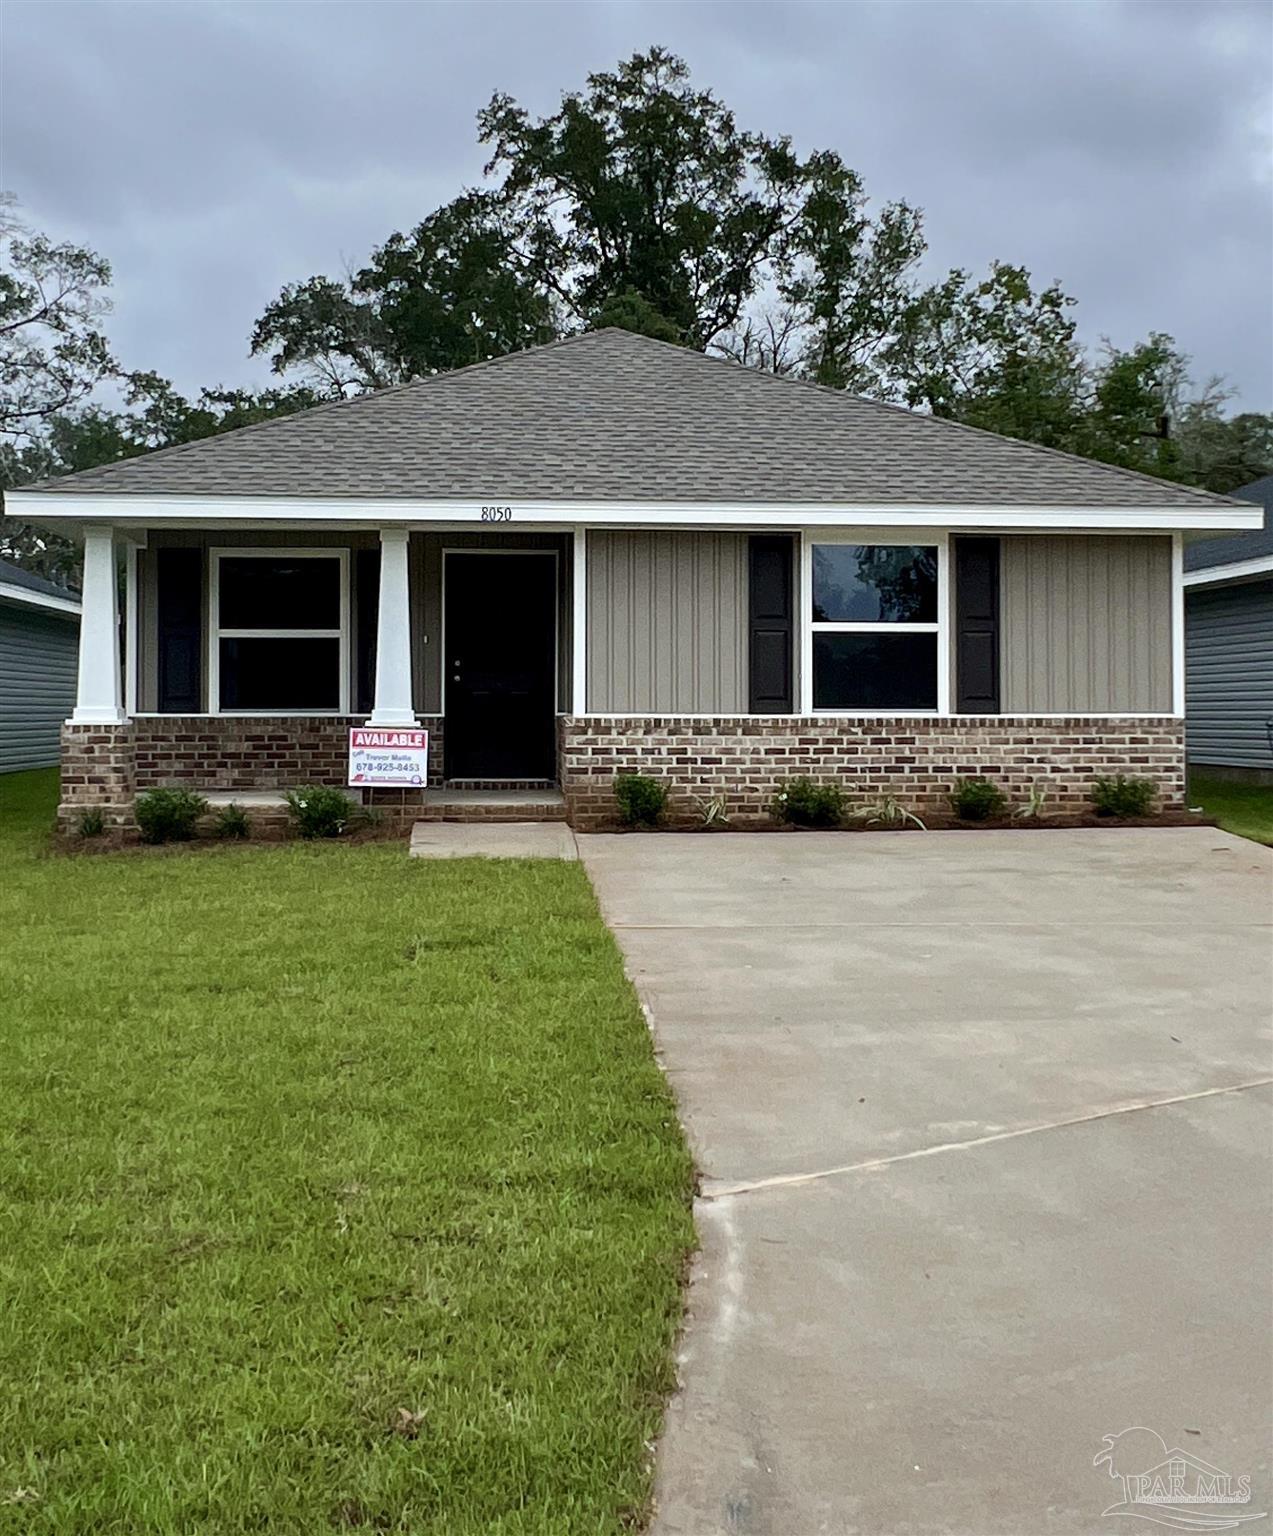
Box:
(415, 788, 568, 823)
(202, 790, 290, 808)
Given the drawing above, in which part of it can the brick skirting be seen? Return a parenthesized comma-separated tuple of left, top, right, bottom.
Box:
(58, 713, 1187, 833)
(558, 715, 1187, 830)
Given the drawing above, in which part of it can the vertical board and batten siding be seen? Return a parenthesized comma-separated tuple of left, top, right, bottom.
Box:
(1185, 580, 1273, 771)
(1000, 535, 1173, 713)
(586, 531, 749, 712)
(0, 603, 79, 771)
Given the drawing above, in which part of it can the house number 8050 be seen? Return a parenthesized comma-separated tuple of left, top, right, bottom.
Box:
(481, 506, 513, 521)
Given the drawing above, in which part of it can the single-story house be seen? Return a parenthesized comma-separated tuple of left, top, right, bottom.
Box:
(7, 329, 1260, 830)
(0, 559, 82, 774)
(1183, 473, 1273, 784)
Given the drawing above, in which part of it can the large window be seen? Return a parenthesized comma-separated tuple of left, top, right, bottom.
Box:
(210, 550, 349, 713)
(810, 543, 942, 711)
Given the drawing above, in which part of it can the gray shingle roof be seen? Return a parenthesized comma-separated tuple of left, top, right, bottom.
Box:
(1184, 475, 1273, 569)
(24, 328, 1244, 509)
(0, 558, 80, 601)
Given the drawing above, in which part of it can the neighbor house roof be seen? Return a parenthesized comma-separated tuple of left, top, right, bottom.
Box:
(19, 328, 1245, 510)
(0, 558, 81, 615)
(1184, 475, 1273, 570)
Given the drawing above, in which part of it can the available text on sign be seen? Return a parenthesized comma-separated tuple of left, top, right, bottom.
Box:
(347, 727, 429, 788)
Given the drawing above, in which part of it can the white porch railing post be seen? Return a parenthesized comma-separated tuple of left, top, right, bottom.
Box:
(70, 525, 128, 724)
(366, 527, 418, 726)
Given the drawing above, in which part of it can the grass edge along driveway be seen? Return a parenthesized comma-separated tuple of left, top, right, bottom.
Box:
(1188, 772, 1273, 846)
(0, 770, 693, 1535)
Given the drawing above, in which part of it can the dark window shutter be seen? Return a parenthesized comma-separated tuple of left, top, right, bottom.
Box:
(157, 547, 203, 713)
(355, 549, 380, 715)
(749, 535, 794, 712)
(954, 536, 1000, 713)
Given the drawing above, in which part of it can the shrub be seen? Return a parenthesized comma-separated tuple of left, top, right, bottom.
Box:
(694, 793, 730, 828)
(214, 803, 250, 840)
(1012, 783, 1048, 820)
(850, 795, 927, 830)
(77, 808, 105, 838)
(770, 777, 844, 828)
(285, 785, 356, 839)
(950, 777, 1007, 822)
(1090, 775, 1155, 818)
(134, 787, 208, 845)
(614, 773, 667, 827)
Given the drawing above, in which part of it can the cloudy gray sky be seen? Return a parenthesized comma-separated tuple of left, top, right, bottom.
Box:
(4, 0, 1271, 409)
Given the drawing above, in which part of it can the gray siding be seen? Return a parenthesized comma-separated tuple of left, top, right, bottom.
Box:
(1001, 535, 1173, 713)
(586, 531, 748, 712)
(1185, 579, 1273, 770)
(0, 601, 79, 771)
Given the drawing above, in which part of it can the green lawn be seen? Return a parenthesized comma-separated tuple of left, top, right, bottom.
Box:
(0, 770, 693, 1534)
(1188, 772, 1273, 846)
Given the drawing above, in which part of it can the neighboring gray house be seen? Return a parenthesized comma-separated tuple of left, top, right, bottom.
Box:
(0, 559, 82, 774)
(1184, 474, 1273, 784)
(6, 328, 1261, 830)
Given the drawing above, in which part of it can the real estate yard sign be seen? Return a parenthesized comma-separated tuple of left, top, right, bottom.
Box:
(348, 727, 429, 787)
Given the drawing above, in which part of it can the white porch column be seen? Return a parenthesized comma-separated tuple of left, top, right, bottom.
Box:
(572, 526, 587, 714)
(70, 525, 127, 724)
(366, 527, 418, 726)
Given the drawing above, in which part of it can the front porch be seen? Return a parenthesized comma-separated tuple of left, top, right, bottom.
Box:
(57, 523, 580, 831)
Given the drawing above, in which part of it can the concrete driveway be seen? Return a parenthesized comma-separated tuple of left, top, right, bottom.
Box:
(579, 828, 1273, 1536)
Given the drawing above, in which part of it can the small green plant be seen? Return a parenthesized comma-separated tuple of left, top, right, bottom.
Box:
(285, 785, 356, 839)
(770, 777, 845, 828)
(614, 773, 667, 827)
(134, 787, 208, 845)
(1012, 783, 1049, 820)
(214, 803, 250, 840)
(850, 795, 927, 830)
(950, 777, 1007, 822)
(77, 808, 105, 838)
(694, 793, 730, 828)
(1090, 775, 1156, 818)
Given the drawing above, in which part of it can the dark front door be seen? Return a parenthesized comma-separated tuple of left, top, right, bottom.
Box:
(443, 552, 557, 780)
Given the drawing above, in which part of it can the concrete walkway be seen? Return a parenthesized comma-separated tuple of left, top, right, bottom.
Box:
(408, 822, 577, 859)
(578, 829, 1273, 1535)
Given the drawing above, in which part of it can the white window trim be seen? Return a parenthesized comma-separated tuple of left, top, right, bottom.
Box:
(208, 547, 350, 716)
(801, 532, 949, 715)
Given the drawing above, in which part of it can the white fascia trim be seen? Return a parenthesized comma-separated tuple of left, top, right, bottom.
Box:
(0, 580, 81, 616)
(1182, 553, 1273, 588)
(6, 491, 1264, 533)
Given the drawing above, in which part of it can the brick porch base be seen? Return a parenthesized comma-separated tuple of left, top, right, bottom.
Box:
(557, 715, 1187, 830)
(57, 717, 445, 832)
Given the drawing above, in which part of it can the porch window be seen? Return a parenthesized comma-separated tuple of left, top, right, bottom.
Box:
(210, 549, 349, 713)
(810, 543, 941, 710)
